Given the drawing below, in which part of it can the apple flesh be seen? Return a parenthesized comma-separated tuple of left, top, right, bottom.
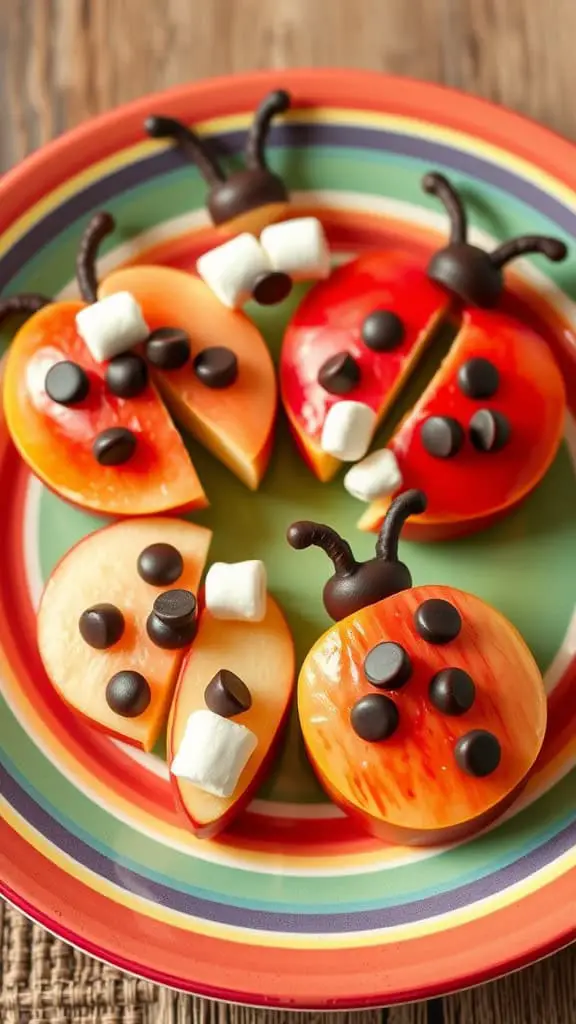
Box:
(168, 594, 295, 838)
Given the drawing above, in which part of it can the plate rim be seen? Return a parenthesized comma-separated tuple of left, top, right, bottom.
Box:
(1, 67, 575, 1008)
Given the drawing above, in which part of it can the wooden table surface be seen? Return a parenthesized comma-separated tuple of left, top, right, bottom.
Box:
(0, 1, 575, 1022)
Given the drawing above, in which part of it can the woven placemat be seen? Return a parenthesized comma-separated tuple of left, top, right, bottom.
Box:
(2, 898, 575, 1024)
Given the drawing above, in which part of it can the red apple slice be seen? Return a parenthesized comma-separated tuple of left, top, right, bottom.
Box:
(99, 266, 277, 489)
(168, 595, 295, 838)
(37, 518, 211, 751)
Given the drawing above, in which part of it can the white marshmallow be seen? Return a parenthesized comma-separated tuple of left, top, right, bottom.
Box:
(75, 292, 149, 364)
(204, 560, 267, 622)
(171, 710, 257, 798)
(260, 217, 331, 281)
(320, 401, 377, 461)
(344, 449, 403, 502)
(196, 233, 272, 308)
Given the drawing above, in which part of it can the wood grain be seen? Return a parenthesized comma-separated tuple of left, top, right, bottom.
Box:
(0, 1, 575, 1022)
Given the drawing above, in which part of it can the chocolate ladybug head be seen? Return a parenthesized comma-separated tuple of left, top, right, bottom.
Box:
(287, 489, 427, 620)
(144, 90, 291, 228)
(423, 172, 567, 308)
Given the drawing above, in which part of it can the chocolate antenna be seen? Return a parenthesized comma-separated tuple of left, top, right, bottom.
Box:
(245, 90, 291, 170)
(0, 293, 52, 327)
(423, 171, 569, 308)
(144, 115, 225, 186)
(423, 172, 467, 244)
(76, 212, 116, 304)
(144, 90, 291, 227)
(490, 236, 567, 269)
(287, 489, 427, 621)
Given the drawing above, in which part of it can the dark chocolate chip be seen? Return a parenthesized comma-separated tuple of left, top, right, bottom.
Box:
(252, 271, 292, 306)
(457, 358, 499, 399)
(350, 693, 399, 742)
(145, 327, 191, 370)
(420, 416, 464, 459)
(79, 603, 125, 650)
(92, 427, 137, 466)
(106, 670, 151, 718)
(193, 346, 239, 389)
(415, 598, 462, 644)
(152, 588, 196, 627)
(454, 729, 501, 777)
(146, 612, 197, 649)
(45, 361, 89, 405)
(204, 669, 252, 718)
(137, 543, 184, 586)
(429, 667, 475, 715)
(318, 352, 361, 395)
(469, 409, 511, 452)
(105, 353, 148, 398)
(364, 642, 412, 690)
(361, 310, 405, 352)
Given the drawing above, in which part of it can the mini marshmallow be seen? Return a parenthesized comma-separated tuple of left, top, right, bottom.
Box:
(204, 560, 267, 622)
(171, 709, 257, 798)
(196, 233, 272, 308)
(344, 449, 403, 502)
(75, 291, 149, 364)
(260, 217, 331, 280)
(320, 401, 377, 461)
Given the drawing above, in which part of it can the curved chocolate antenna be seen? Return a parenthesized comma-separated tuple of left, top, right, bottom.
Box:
(286, 521, 357, 576)
(0, 293, 52, 327)
(376, 489, 428, 561)
(423, 170, 569, 307)
(422, 172, 467, 245)
(245, 90, 291, 171)
(76, 212, 116, 304)
(287, 489, 427, 621)
(490, 236, 568, 269)
(144, 115, 225, 186)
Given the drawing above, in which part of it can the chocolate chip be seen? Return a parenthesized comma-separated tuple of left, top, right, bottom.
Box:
(457, 358, 499, 399)
(105, 353, 148, 398)
(469, 409, 510, 452)
(421, 416, 464, 459)
(454, 729, 501, 777)
(350, 693, 399, 742)
(429, 667, 475, 715)
(252, 271, 292, 306)
(415, 598, 462, 644)
(318, 352, 361, 395)
(79, 603, 124, 650)
(361, 310, 405, 352)
(364, 642, 412, 690)
(106, 671, 151, 718)
(204, 669, 252, 718)
(145, 327, 190, 370)
(152, 589, 196, 626)
(137, 543, 184, 586)
(146, 613, 196, 649)
(193, 347, 238, 389)
(93, 427, 137, 466)
(45, 361, 89, 405)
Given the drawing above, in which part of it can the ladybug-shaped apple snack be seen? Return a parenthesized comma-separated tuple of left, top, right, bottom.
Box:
(280, 172, 567, 540)
(145, 89, 291, 237)
(290, 490, 547, 845)
(1, 213, 207, 515)
(359, 174, 567, 539)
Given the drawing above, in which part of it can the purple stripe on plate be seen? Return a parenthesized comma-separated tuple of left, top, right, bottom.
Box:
(2, 764, 575, 933)
(0, 123, 574, 291)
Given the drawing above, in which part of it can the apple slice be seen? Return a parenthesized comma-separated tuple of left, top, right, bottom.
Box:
(168, 595, 295, 838)
(99, 266, 277, 490)
(38, 518, 211, 751)
(298, 584, 547, 845)
(3, 302, 207, 516)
